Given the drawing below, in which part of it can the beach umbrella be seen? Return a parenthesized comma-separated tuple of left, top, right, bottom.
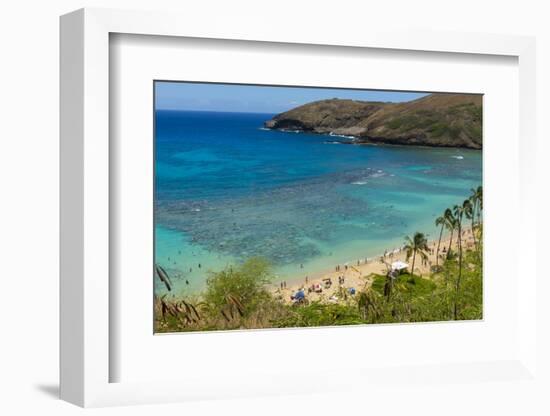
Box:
(294, 290, 305, 300)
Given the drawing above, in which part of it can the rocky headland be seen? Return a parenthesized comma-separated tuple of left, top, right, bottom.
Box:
(264, 93, 482, 149)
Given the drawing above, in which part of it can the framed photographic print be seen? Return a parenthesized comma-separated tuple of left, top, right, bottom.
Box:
(60, 7, 539, 408)
(152, 81, 483, 334)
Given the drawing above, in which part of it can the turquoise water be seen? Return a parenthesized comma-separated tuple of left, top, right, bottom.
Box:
(155, 110, 482, 296)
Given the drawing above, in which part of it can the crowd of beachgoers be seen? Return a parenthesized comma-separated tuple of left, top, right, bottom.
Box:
(272, 227, 476, 305)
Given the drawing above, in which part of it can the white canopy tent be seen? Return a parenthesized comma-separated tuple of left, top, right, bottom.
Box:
(391, 260, 409, 271)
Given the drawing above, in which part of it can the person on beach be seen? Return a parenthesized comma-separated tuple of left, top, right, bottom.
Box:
(186, 280, 189, 285)
(198, 263, 201, 268)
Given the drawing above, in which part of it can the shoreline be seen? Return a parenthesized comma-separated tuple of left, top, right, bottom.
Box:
(158, 225, 479, 304)
(270, 226, 477, 304)
(265, 127, 483, 151)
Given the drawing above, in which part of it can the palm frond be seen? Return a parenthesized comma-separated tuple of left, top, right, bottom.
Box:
(155, 264, 173, 291)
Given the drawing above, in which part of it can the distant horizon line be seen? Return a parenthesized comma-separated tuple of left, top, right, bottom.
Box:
(155, 108, 279, 115)
(154, 94, 434, 114)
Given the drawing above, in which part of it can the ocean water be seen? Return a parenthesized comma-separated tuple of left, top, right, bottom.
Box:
(155, 110, 482, 296)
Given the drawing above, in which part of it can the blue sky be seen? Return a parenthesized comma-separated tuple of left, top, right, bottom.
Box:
(155, 81, 429, 113)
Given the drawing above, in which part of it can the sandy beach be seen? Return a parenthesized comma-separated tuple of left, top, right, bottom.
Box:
(271, 226, 477, 304)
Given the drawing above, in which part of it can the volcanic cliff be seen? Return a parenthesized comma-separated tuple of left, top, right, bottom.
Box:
(264, 93, 482, 149)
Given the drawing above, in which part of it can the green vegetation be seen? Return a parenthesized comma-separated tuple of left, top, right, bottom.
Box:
(155, 187, 483, 332)
(371, 273, 436, 298)
(203, 257, 272, 314)
(403, 232, 429, 277)
(387, 114, 436, 130)
(273, 302, 366, 327)
(384, 103, 481, 143)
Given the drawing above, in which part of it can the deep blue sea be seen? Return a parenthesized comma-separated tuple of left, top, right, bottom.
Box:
(155, 110, 482, 296)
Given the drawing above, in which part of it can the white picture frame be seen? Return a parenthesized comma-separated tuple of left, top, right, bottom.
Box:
(60, 7, 538, 408)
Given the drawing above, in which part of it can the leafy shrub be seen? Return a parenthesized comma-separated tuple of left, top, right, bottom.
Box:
(203, 257, 273, 316)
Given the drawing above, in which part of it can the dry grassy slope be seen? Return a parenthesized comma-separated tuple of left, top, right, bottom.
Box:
(265, 93, 483, 149)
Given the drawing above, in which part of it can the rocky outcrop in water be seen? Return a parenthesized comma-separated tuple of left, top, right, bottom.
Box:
(264, 93, 482, 149)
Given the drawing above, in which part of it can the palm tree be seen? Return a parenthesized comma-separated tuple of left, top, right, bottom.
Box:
(444, 208, 456, 259)
(469, 188, 477, 225)
(378, 256, 395, 300)
(435, 213, 446, 268)
(452, 201, 468, 319)
(403, 232, 429, 278)
(470, 185, 482, 227)
(469, 185, 482, 254)
(463, 199, 475, 250)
